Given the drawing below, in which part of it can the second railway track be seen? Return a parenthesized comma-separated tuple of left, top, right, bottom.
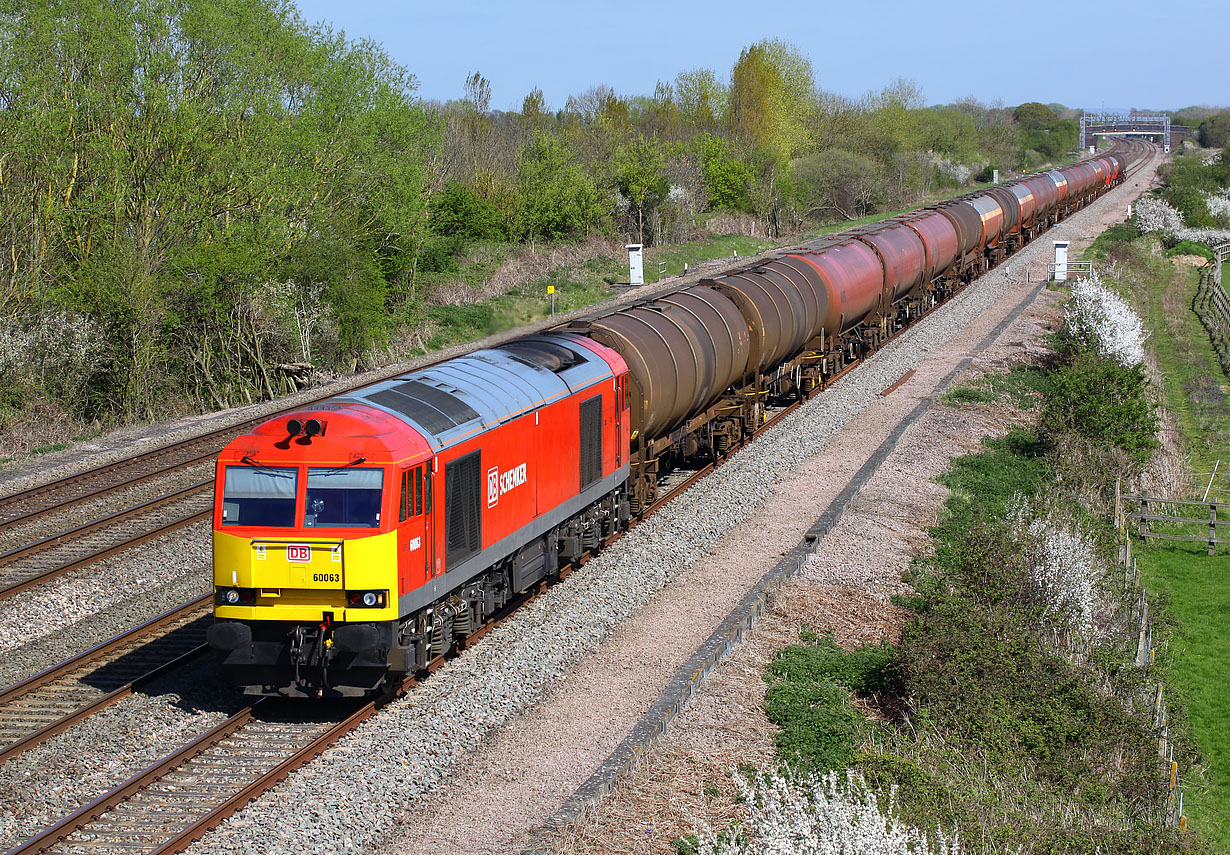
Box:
(0, 596, 212, 765)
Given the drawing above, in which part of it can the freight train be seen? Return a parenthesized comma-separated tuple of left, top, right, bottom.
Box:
(207, 151, 1127, 697)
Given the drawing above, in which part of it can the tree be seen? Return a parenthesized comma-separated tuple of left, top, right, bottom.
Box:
(613, 136, 670, 243)
(1013, 102, 1058, 129)
(1199, 114, 1230, 148)
(692, 134, 752, 212)
(512, 133, 607, 241)
(674, 67, 727, 134)
(792, 150, 882, 220)
(727, 39, 816, 159)
(0, 0, 439, 418)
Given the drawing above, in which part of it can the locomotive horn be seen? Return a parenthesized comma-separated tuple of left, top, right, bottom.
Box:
(286, 419, 303, 436)
(305, 418, 323, 436)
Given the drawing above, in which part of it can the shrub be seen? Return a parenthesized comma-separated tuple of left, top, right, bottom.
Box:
(1040, 354, 1158, 466)
(430, 183, 506, 241)
(764, 634, 897, 771)
(686, 770, 963, 855)
(1061, 271, 1147, 367)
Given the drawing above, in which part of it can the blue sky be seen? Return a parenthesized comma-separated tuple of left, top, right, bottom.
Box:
(292, 0, 1227, 113)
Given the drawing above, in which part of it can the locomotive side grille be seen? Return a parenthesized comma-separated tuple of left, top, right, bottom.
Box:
(579, 395, 602, 490)
(445, 450, 482, 568)
(366, 380, 480, 435)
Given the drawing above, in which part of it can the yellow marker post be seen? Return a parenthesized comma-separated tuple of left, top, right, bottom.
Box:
(547, 284, 555, 316)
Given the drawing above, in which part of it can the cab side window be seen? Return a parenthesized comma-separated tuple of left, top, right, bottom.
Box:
(399, 465, 429, 523)
(399, 469, 410, 522)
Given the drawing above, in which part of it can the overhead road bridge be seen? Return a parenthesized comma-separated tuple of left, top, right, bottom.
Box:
(1080, 114, 1185, 153)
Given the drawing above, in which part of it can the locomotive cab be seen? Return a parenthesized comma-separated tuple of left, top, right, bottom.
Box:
(208, 407, 435, 697)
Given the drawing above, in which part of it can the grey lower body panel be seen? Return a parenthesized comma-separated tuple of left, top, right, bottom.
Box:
(397, 465, 629, 615)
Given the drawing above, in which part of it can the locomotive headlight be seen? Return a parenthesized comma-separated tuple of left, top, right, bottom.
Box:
(362, 591, 378, 607)
(225, 589, 240, 604)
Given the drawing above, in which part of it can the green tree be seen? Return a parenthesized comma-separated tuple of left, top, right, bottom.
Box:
(674, 67, 727, 134)
(512, 133, 607, 241)
(0, 0, 438, 418)
(1013, 101, 1059, 129)
(1199, 114, 1230, 148)
(727, 39, 816, 159)
(613, 135, 670, 243)
(692, 133, 752, 212)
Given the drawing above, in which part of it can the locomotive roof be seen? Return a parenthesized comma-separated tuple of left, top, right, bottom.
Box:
(332, 332, 613, 451)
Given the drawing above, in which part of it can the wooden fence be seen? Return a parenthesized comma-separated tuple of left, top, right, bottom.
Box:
(1196, 244, 1230, 378)
(1120, 494, 1229, 555)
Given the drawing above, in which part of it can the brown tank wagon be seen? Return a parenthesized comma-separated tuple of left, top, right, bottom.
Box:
(847, 223, 928, 303)
(891, 210, 961, 282)
(565, 146, 1133, 511)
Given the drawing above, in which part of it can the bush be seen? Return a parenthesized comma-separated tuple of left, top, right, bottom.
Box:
(1040, 354, 1158, 466)
(764, 634, 898, 771)
(417, 234, 466, 273)
(430, 183, 506, 241)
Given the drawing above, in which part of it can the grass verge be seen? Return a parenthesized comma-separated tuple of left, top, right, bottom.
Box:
(1083, 225, 1230, 847)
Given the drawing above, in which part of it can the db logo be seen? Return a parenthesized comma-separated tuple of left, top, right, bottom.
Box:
(487, 467, 500, 508)
(287, 544, 312, 562)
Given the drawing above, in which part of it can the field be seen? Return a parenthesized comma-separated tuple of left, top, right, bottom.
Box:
(1086, 230, 1230, 847)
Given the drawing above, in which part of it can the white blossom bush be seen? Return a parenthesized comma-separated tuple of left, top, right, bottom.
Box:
(0, 310, 108, 403)
(1133, 196, 1186, 235)
(1135, 195, 1230, 244)
(1007, 495, 1105, 637)
(1205, 188, 1230, 221)
(1063, 270, 1147, 367)
(689, 769, 961, 855)
(921, 151, 974, 185)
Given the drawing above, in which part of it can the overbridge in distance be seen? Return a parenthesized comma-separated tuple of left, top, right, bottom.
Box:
(1080, 114, 1182, 152)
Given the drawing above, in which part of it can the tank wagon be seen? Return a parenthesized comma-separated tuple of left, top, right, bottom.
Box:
(208, 151, 1126, 697)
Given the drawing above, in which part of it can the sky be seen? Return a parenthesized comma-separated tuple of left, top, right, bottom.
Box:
(291, 0, 1228, 114)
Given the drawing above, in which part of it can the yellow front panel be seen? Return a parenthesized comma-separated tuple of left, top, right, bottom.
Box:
(213, 529, 398, 623)
(339, 529, 397, 590)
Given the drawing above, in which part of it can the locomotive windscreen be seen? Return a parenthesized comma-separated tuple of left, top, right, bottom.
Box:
(221, 466, 297, 527)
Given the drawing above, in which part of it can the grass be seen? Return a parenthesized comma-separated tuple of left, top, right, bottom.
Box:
(1138, 542, 1230, 848)
(421, 233, 779, 350)
(1083, 226, 1230, 847)
(941, 366, 1051, 411)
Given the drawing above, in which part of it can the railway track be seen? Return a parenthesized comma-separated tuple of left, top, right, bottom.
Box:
(2, 590, 522, 855)
(0, 142, 1154, 854)
(0, 595, 211, 765)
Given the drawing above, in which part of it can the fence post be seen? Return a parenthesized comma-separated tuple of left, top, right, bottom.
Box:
(1211, 504, 1218, 556)
(1137, 595, 1150, 666)
(1138, 495, 1149, 539)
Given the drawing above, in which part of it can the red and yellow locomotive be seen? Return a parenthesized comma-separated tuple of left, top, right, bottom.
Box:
(208, 334, 631, 697)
